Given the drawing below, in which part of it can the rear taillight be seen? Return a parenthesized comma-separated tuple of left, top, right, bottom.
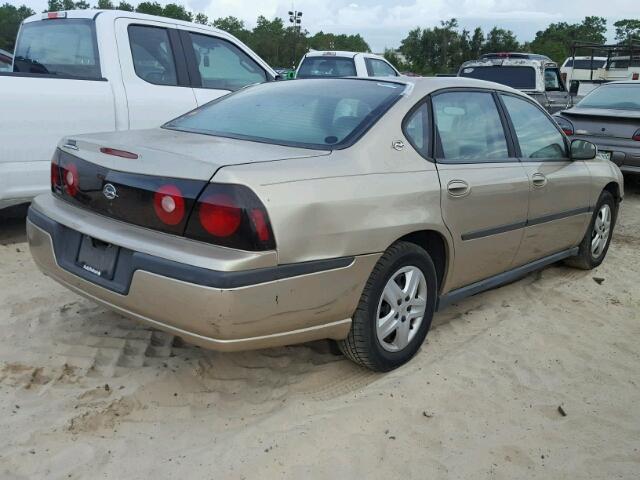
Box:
(633, 129, 640, 141)
(62, 162, 79, 197)
(554, 116, 574, 136)
(154, 185, 186, 226)
(185, 184, 275, 251)
(632, 73, 639, 81)
(51, 155, 61, 192)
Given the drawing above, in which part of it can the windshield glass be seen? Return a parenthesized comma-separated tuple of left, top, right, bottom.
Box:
(297, 56, 357, 78)
(578, 84, 640, 110)
(459, 66, 536, 89)
(13, 19, 100, 78)
(165, 79, 405, 149)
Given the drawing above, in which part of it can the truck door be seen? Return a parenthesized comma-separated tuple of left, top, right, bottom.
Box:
(114, 18, 198, 129)
(543, 67, 571, 114)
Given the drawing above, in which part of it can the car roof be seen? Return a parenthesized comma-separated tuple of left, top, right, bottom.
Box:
(304, 50, 383, 59)
(23, 9, 228, 35)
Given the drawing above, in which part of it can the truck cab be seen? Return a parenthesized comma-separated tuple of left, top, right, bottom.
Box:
(458, 54, 570, 114)
(0, 9, 276, 210)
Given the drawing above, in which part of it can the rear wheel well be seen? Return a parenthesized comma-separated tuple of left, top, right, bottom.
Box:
(603, 182, 621, 204)
(397, 231, 448, 292)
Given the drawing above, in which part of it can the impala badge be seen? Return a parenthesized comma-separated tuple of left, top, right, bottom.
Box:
(103, 183, 118, 200)
(392, 140, 405, 151)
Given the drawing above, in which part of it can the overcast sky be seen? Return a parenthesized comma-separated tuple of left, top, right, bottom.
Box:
(14, 0, 639, 51)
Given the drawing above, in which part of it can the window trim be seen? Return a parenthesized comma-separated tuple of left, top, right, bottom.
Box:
(401, 96, 433, 160)
(127, 24, 185, 88)
(182, 30, 271, 91)
(429, 87, 518, 165)
(497, 91, 569, 162)
(13, 18, 104, 81)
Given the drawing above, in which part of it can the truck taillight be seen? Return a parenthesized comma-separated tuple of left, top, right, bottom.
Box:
(185, 184, 275, 251)
(43, 11, 67, 19)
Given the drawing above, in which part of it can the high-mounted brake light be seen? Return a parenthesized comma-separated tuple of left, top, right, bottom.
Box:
(43, 11, 67, 19)
(154, 185, 185, 226)
(100, 147, 139, 159)
(633, 129, 640, 141)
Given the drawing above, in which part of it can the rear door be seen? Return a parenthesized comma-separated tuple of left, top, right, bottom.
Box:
(177, 27, 271, 106)
(115, 18, 198, 129)
(499, 93, 592, 266)
(433, 89, 530, 291)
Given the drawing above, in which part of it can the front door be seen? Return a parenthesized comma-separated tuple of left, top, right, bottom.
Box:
(432, 90, 531, 292)
(498, 93, 592, 266)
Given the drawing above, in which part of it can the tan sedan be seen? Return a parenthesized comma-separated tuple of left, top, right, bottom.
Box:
(28, 77, 623, 371)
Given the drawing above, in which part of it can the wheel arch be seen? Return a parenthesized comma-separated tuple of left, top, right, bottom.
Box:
(395, 229, 452, 293)
(603, 181, 622, 204)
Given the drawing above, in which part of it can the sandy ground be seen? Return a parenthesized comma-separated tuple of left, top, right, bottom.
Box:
(1, 182, 639, 480)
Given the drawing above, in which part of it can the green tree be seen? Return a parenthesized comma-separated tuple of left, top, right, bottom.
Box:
(194, 13, 208, 25)
(96, 0, 114, 8)
(162, 3, 192, 22)
(482, 27, 519, 54)
(117, 1, 134, 11)
(529, 16, 607, 63)
(614, 19, 640, 42)
(135, 1, 163, 16)
(0, 3, 34, 51)
(212, 16, 250, 43)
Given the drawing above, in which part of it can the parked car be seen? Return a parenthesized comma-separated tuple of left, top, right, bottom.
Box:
(296, 51, 400, 78)
(554, 81, 640, 175)
(0, 9, 276, 210)
(458, 56, 570, 113)
(0, 49, 12, 71)
(560, 55, 607, 86)
(28, 77, 622, 371)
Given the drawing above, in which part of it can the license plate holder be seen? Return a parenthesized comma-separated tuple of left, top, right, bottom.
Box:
(76, 235, 120, 281)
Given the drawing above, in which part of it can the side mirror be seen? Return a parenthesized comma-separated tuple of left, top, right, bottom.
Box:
(570, 139, 597, 160)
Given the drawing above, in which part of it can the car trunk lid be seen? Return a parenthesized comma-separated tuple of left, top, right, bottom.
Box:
(562, 108, 640, 139)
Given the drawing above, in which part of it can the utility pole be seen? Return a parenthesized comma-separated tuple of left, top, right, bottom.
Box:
(288, 8, 303, 68)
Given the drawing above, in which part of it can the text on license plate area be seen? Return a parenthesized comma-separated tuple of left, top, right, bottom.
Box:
(76, 235, 120, 280)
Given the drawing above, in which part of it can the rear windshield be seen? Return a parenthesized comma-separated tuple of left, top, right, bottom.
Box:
(297, 56, 357, 78)
(459, 66, 536, 90)
(164, 79, 405, 149)
(564, 59, 606, 69)
(578, 84, 640, 110)
(13, 19, 100, 79)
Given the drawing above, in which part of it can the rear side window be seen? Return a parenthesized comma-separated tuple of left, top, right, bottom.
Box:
(564, 59, 606, 69)
(297, 56, 356, 78)
(544, 68, 563, 91)
(460, 66, 536, 90)
(365, 58, 398, 77)
(433, 91, 509, 163)
(128, 25, 178, 86)
(13, 19, 100, 79)
(404, 103, 429, 157)
(187, 33, 267, 91)
(501, 94, 566, 160)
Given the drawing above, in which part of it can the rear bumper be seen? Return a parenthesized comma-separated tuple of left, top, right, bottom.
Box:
(27, 198, 379, 351)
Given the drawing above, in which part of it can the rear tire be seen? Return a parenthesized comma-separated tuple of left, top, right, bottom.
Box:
(565, 190, 616, 270)
(338, 241, 437, 372)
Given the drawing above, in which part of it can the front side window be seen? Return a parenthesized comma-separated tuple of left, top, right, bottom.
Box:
(459, 66, 536, 90)
(432, 91, 509, 162)
(13, 19, 100, 78)
(365, 58, 398, 77)
(501, 94, 566, 160)
(404, 103, 429, 157)
(297, 56, 357, 78)
(187, 33, 267, 91)
(128, 25, 177, 86)
(577, 84, 640, 110)
(165, 79, 405, 149)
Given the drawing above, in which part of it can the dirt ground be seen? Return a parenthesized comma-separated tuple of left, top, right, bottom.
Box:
(1, 181, 639, 480)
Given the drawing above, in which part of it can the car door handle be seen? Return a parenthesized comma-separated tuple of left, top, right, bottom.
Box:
(532, 173, 547, 188)
(447, 180, 470, 197)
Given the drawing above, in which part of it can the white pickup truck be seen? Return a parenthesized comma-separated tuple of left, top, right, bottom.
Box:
(0, 9, 276, 209)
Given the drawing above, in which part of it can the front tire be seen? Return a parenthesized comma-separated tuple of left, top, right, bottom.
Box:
(338, 242, 437, 372)
(565, 190, 616, 270)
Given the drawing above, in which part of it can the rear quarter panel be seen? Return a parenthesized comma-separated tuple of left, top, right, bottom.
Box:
(213, 102, 452, 266)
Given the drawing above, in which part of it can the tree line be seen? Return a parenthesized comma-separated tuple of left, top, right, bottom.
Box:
(1, 1, 639, 72)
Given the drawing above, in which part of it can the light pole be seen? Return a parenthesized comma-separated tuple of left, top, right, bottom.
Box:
(288, 9, 303, 68)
